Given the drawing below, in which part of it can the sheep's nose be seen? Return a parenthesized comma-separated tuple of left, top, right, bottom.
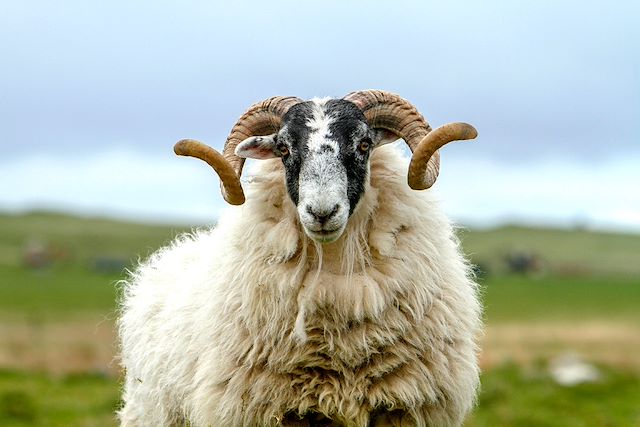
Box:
(306, 204, 340, 225)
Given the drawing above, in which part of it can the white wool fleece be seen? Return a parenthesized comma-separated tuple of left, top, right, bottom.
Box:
(117, 144, 482, 427)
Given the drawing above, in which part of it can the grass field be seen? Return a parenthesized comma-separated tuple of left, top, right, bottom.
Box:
(2, 364, 638, 427)
(1, 212, 639, 426)
(459, 225, 640, 277)
(0, 370, 119, 427)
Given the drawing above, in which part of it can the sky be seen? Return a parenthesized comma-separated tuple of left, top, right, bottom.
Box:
(1, 1, 639, 230)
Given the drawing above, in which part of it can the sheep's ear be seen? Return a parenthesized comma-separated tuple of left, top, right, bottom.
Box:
(371, 128, 399, 147)
(235, 134, 278, 159)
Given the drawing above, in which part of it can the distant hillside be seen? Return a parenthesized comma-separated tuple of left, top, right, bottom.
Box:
(0, 211, 193, 268)
(458, 225, 640, 277)
(1, 211, 639, 276)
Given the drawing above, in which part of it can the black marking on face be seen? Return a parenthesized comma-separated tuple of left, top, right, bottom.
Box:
(319, 144, 334, 153)
(278, 102, 314, 206)
(324, 99, 371, 214)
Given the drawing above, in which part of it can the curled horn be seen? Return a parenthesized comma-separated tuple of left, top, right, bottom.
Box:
(174, 96, 302, 205)
(343, 90, 477, 190)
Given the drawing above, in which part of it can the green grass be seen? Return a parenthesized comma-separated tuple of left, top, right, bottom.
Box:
(3, 264, 639, 323)
(482, 274, 640, 324)
(1, 364, 638, 427)
(0, 212, 638, 327)
(0, 211, 192, 319)
(0, 265, 119, 318)
(1, 211, 640, 426)
(467, 363, 640, 426)
(0, 370, 120, 427)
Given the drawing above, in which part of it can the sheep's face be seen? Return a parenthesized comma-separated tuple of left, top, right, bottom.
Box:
(236, 98, 396, 243)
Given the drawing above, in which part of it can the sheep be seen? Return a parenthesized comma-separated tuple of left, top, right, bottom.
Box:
(117, 90, 482, 426)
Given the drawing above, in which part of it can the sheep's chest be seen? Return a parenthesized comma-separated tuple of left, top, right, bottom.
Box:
(238, 305, 433, 427)
(229, 253, 453, 425)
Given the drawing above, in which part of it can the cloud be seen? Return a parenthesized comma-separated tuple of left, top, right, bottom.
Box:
(0, 149, 224, 224)
(1, 147, 639, 232)
(1, 2, 638, 231)
(1, 1, 638, 162)
(436, 150, 640, 232)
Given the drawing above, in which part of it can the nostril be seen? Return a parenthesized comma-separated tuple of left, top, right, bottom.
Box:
(305, 205, 315, 218)
(306, 204, 340, 224)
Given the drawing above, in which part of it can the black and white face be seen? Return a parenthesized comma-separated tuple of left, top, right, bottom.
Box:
(236, 98, 397, 243)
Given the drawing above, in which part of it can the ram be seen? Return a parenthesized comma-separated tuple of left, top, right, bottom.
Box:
(118, 90, 481, 426)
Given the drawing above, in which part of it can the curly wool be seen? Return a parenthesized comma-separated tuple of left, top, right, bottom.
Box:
(117, 144, 482, 426)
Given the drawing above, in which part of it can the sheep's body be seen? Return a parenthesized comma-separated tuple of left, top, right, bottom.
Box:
(118, 145, 481, 426)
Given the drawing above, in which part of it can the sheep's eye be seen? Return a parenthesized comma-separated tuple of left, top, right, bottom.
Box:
(358, 139, 371, 153)
(278, 145, 289, 157)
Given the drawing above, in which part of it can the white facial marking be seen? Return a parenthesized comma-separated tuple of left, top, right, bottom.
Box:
(306, 99, 338, 152)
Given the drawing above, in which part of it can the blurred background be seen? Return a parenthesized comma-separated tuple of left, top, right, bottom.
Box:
(1, 1, 638, 425)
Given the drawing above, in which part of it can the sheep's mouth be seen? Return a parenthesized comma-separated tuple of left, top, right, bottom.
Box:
(304, 226, 345, 244)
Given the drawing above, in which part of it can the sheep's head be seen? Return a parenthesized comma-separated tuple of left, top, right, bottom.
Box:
(235, 98, 397, 243)
(174, 90, 477, 244)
